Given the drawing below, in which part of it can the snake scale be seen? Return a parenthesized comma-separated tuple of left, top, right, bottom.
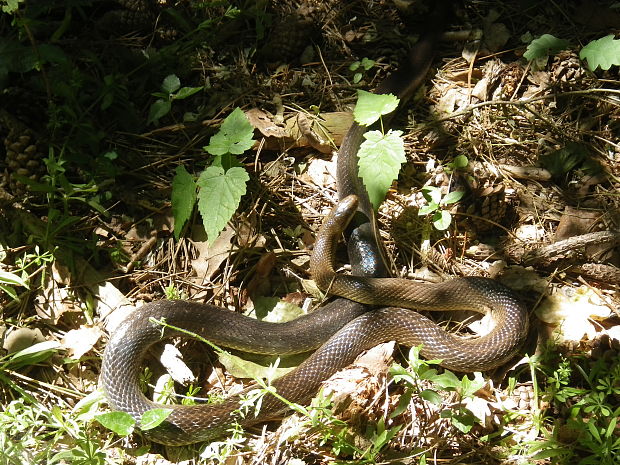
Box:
(100, 2, 529, 446)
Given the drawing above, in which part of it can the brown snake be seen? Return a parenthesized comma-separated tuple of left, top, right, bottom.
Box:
(100, 3, 529, 446)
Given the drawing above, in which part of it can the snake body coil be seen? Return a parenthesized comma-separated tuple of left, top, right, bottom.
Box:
(100, 2, 528, 445)
(101, 195, 528, 445)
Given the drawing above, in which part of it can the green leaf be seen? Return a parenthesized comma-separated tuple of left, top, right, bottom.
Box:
(38, 44, 68, 65)
(441, 407, 476, 433)
(420, 389, 443, 405)
(5, 341, 60, 370)
(174, 86, 203, 100)
(161, 74, 181, 94)
(1, 0, 21, 13)
(250, 297, 305, 322)
(95, 411, 135, 436)
(147, 99, 171, 125)
(539, 142, 587, 177)
(358, 129, 405, 209)
(441, 190, 465, 205)
(197, 165, 249, 245)
(523, 34, 569, 62)
(218, 352, 299, 380)
(433, 210, 452, 230)
(353, 90, 399, 126)
(171, 165, 197, 240)
(580, 35, 620, 71)
(361, 57, 375, 70)
(458, 372, 485, 398)
(140, 408, 173, 430)
(0, 270, 29, 288)
(449, 154, 469, 169)
(421, 185, 442, 205)
(0, 284, 18, 300)
(418, 203, 438, 215)
(432, 370, 461, 390)
(204, 107, 255, 156)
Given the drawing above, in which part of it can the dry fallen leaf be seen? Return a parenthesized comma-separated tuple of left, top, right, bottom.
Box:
(159, 343, 196, 385)
(305, 156, 337, 190)
(61, 326, 104, 360)
(2, 327, 46, 354)
(536, 285, 613, 343)
(190, 225, 236, 284)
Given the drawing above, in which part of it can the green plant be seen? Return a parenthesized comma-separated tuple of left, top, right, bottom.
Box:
(0, 246, 54, 301)
(417, 186, 464, 231)
(354, 89, 405, 209)
(147, 74, 203, 126)
(520, 348, 620, 465)
(171, 107, 252, 244)
(524, 33, 620, 71)
(349, 57, 376, 84)
(391, 346, 484, 433)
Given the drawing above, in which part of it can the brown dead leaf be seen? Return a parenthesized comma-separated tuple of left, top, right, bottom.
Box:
(190, 225, 236, 284)
(322, 342, 395, 422)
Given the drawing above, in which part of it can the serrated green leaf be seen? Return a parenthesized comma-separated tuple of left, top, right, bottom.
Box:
(204, 107, 255, 156)
(358, 129, 405, 209)
(523, 34, 569, 62)
(95, 411, 135, 436)
(433, 210, 452, 230)
(147, 99, 171, 125)
(161, 74, 181, 94)
(140, 408, 173, 430)
(171, 165, 197, 240)
(441, 190, 465, 205)
(174, 86, 203, 100)
(580, 35, 620, 71)
(353, 90, 399, 126)
(197, 165, 249, 245)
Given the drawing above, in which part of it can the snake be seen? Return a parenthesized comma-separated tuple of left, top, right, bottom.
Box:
(100, 2, 529, 446)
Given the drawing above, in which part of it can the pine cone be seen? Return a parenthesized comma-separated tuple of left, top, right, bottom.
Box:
(259, 12, 319, 63)
(3, 128, 46, 196)
(550, 50, 595, 91)
(498, 62, 525, 98)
